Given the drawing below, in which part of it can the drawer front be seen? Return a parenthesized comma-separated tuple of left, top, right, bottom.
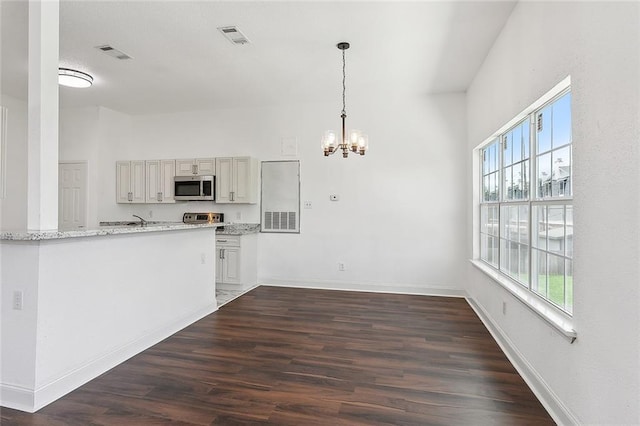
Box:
(216, 235, 240, 247)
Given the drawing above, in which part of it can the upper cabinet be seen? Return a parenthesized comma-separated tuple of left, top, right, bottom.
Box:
(116, 156, 257, 204)
(146, 160, 175, 203)
(116, 160, 146, 203)
(175, 158, 215, 176)
(216, 157, 259, 204)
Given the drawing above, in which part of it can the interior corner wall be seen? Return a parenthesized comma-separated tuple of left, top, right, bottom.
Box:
(466, 2, 640, 424)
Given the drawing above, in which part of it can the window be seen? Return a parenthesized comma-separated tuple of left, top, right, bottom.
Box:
(479, 89, 573, 314)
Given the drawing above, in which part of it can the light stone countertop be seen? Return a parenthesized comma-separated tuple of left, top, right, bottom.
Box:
(216, 223, 260, 235)
(0, 222, 223, 241)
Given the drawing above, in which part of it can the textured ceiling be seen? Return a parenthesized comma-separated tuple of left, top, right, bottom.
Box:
(1, 1, 516, 115)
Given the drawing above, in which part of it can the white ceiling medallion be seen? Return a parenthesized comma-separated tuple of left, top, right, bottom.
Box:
(58, 68, 93, 88)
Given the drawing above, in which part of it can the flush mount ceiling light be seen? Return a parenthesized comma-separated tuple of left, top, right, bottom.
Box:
(58, 68, 93, 88)
(322, 42, 368, 158)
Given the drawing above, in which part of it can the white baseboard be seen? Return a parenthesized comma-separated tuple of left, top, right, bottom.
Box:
(466, 297, 579, 426)
(1, 303, 218, 413)
(259, 278, 466, 298)
(0, 384, 35, 413)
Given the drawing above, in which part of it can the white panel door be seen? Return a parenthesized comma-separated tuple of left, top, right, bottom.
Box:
(215, 157, 233, 203)
(59, 162, 87, 230)
(175, 159, 196, 176)
(195, 158, 215, 175)
(130, 160, 146, 203)
(160, 160, 175, 202)
(222, 248, 241, 284)
(145, 160, 160, 203)
(116, 161, 131, 203)
(232, 157, 253, 203)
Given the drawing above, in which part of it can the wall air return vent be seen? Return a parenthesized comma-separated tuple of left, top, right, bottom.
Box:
(263, 211, 297, 232)
(217, 26, 250, 45)
(95, 45, 132, 60)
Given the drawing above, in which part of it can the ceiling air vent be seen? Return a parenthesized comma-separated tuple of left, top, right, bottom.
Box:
(95, 45, 132, 60)
(217, 26, 250, 45)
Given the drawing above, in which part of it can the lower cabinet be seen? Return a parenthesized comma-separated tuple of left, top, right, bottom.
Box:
(215, 234, 257, 291)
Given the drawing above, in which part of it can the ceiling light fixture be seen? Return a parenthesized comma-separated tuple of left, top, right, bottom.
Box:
(58, 68, 93, 88)
(322, 42, 368, 158)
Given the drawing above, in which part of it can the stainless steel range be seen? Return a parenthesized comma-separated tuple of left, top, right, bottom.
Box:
(182, 212, 224, 224)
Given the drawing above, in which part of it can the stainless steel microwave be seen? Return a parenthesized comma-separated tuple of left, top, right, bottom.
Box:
(174, 175, 215, 201)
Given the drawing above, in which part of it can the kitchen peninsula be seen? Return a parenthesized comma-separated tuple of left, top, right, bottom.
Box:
(0, 222, 221, 412)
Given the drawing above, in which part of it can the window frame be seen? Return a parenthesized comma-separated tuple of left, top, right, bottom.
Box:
(475, 80, 573, 319)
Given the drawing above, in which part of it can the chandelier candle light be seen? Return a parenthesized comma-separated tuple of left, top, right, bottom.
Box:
(322, 42, 368, 158)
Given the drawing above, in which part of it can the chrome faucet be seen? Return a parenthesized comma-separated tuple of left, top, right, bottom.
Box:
(132, 215, 147, 226)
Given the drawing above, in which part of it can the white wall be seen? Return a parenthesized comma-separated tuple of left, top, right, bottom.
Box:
(113, 93, 468, 294)
(466, 2, 639, 424)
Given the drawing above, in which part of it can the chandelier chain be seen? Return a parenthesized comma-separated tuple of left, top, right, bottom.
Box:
(341, 49, 346, 115)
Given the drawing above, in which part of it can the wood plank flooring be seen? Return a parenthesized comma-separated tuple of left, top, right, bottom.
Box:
(1, 286, 555, 425)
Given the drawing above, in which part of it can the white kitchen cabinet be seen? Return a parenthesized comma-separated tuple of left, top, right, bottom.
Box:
(175, 158, 216, 176)
(215, 157, 259, 204)
(116, 160, 145, 203)
(145, 160, 175, 203)
(215, 234, 257, 291)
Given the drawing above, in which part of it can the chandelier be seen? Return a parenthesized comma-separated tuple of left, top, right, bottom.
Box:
(322, 42, 368, 158)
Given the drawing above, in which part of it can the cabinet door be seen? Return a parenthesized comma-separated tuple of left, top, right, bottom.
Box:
(175, 159, 196, 176)
(145, 160, 161, 203)
(159, 160, 176, 203)
(215, 248, 224, 283)
(196, 158, 215, 175)
(222, 247, 241, 284)
(116, 161, 132, 203)
(215, 157, 233, 203)
(130, 160, 146, 203)
(232, 157, 257, 204)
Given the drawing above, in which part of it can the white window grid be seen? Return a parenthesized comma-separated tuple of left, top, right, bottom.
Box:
(479, 89, 573, 315)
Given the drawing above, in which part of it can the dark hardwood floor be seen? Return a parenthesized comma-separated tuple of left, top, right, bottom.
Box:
(1, 286, 555, 425)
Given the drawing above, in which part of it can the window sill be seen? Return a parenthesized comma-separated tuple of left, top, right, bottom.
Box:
(469, 259, 577, 343)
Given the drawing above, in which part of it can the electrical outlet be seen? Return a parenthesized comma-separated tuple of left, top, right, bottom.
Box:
(13, 291, 23, 310)
(200, 253, 206, 264)
(338, 262, 346, 271)
(304, 201, 312, 209)
(148, 210, 153, 218)
(236, 211, 242, 220)
(502, 301, 507, 315)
